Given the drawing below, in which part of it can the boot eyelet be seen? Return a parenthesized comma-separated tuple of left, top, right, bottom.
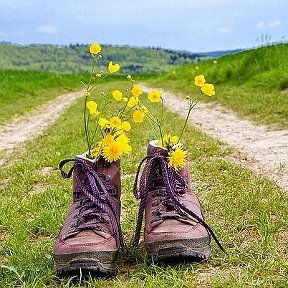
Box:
(109, 187, 117, 196)
(103, 174, 111, 182)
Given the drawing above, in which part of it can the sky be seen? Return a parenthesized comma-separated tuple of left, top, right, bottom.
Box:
(0, 0, 287, 52)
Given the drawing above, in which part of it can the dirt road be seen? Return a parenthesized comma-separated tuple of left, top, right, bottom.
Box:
(142, 85, 288, 192)
(1, 86, 287, 191)
(0, 90, 83, 152)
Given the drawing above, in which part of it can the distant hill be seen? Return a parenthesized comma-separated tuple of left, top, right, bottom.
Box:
(161, 43, 288, 91)
(197, 49, 244, 58)
(0, 42, 239, 75)
(0, 43, 198, 74)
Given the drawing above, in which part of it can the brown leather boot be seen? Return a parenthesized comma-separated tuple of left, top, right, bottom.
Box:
(132, 141, 225, 262)
(53, 155, 123, 276)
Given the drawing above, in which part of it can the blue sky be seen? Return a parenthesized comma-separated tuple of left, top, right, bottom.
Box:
(0, 0, 287, 52)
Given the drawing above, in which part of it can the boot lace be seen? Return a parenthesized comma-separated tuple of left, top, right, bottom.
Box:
(131, 153, 225, 253)
(59, 158, 124, 248)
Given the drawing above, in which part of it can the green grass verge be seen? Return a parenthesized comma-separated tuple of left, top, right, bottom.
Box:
(0, 81, 287, 287)
(146, 43, 288, 129)
(0, 69, 85, 124)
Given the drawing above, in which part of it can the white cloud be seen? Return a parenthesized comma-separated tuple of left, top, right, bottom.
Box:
(257, 20, 281, 29)
(256, 22, 265, 28)
(218, 27, 231, 33)
(38, 25, 58, 35)
(268, 20, 281, 28)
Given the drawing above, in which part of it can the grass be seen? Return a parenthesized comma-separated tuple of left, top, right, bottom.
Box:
(0, 81, 287, 287)
(0, 69, 85, 124)
(146, 43, 288, 129)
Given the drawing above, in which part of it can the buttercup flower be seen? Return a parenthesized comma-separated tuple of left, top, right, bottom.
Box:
(133, 109, 145, 123)
(108, 61, 120, 73)
(110, 116, 122, 128)
(131, 84, 142, 98)
(80, 43, 152, 162)
(112, 90, 123, 102)
(194, 75, 206, 87)
(98, 117, 109, 129)
(162, 133, 179, 147)
(148, 90, 162, 103)
(122, 121, 131, 131)
(168, 146, 188, 170)
(89, 43, 101, 55)
(201, 83, 215, 96)
(127, 96, 138, 108)
(86, 100, 99, 116)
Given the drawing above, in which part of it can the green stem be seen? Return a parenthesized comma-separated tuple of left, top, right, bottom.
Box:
(160, 97, 164, 145)
(178, 97, 202, 144)
(83, 95, 91, 157)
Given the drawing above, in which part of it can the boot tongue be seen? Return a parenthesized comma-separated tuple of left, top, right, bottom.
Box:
(72, 155, 121, 201)
(147, 140, 168, 156)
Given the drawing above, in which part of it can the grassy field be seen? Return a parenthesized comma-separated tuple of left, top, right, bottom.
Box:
(0, 69, 85, 124)
(0, 81, 287, 287)
(147, 43, 288, 128)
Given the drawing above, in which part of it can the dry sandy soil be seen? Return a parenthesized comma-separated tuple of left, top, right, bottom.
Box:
(0, 90, 83, 162)
(142, 85, 288, 192)
(0, 87, 287, 192)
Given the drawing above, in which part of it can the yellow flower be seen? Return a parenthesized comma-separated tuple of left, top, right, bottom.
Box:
(122, 121, 131, 131)
(109, 116, 122, 128)
(108, 61, 120, 73)
(213, 60, 217, 64)
(102, 140, 123, 162)
(148, 90, 162, 103)
(86, 100, 100, 116)
(201, 83, 215, 96)
(116, 133, 132, 154)
(98, 117, 109, 129)
(131, 84, 142, 98)
(133, 109, 145, 123)
(91, 141, 103, 158)
(112, 90, 123, 101)
(162, 133, 179, 147)
(103, 134, 115, 145)
(168, 147, 187, 170)
(194, 75, 206, 87)
(89, 43, 101, 55)
(127, 96, 138, 108)
(171, 135, 179, 145)
(195, 66, 199, 70)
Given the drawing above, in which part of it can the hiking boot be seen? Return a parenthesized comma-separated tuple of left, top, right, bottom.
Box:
(53, 154, 123, 277)
(132, 140, 225, 262)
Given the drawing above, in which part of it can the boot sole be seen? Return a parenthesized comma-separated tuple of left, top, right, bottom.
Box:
(145, 238, 211, 263)
(53, 250, 118, 277)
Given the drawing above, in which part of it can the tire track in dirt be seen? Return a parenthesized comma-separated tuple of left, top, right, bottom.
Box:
(0, 90, 84, 154)
(142, 85, 288, 192)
